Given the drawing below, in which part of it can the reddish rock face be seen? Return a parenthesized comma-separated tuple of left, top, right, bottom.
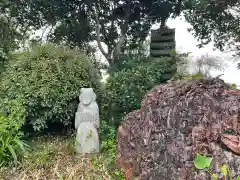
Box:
(116, 78, 240, 180)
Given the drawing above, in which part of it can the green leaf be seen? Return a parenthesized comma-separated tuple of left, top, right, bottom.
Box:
(231, 84, 237, 89)
(194, 153, 212, 169)
(236, 176, 240, 180)
(14, 139, 29, 152)
(58, 175, 63, 180)
(211, 173, 218, 179)
(220, 164, 228, 177)
(8, 145, 17, 163)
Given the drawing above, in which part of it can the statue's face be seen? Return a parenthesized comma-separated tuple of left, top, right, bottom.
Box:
(80, 88, 93, 105)
(82, 92, 92, 105)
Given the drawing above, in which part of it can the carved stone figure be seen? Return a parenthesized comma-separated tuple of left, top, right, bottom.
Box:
(75, 88, 100, 154)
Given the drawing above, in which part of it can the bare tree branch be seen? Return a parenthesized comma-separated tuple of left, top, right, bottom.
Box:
(195, 53, 227, 77)
(95, 17, 109, 60)
(92, 1, 131, 67)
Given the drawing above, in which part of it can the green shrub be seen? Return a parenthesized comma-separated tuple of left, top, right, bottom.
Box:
(0, 44, 102, 132)
(0, 98, 28, 167)
(100, 121, 116, 166)
(105, 56, 177, 125)
(99, 120, 124, 179)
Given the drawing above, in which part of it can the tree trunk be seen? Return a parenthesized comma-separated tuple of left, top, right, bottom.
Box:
(94, 2, 130, 69)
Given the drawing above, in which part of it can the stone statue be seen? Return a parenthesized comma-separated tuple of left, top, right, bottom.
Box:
(75, 88, 100, 154)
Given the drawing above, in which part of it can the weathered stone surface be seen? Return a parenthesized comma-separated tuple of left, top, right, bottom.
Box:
(76, 120, 99, 153)
(75, 88, 100, 154)
(116, 78, 240, 180)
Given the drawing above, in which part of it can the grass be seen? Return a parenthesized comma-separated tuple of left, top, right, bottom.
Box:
(0, 135, 124, 180)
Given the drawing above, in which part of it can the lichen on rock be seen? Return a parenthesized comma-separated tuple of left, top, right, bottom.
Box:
(116, 78, 240, 180)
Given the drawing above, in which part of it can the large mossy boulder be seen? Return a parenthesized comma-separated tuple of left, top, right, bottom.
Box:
(116, 78, 240, 180)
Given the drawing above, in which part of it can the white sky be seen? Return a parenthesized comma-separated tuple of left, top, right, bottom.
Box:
(166, 16, 240, 87)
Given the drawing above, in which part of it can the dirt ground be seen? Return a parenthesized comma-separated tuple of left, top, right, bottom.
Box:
(0, 136, 123, 180)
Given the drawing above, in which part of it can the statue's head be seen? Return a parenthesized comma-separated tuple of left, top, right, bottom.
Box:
(79, 88, 96, 105)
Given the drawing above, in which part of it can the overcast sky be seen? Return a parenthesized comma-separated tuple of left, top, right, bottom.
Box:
(166, 16, 240, 87)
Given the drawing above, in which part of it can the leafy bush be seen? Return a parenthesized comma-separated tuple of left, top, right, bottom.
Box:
(99, 120, 124, 179)
(0, 98, 28, 167)
(0, 44, 102, 132)
(105, 56, 177, 125)
(100, 121, 116, 166)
